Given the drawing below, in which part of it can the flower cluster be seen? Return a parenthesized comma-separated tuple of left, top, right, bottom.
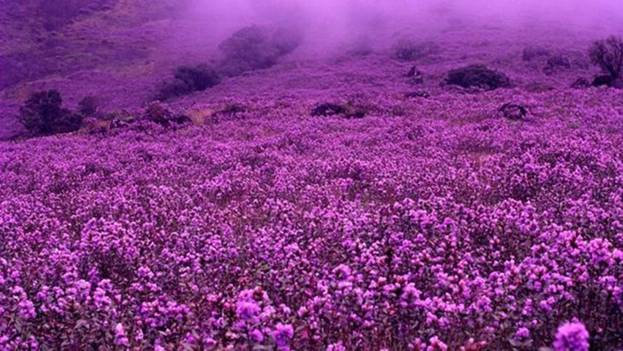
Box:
(553, 321, 590, 351)
(0, 86, 622, 350)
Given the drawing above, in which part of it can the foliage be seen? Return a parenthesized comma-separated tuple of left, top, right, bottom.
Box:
(218, 25, 302, 76)
(78, 96, 99, 116)
(543, 55, 571, 75)
(144, 102, 191, 127)
(589, 36, 623, 85)
(174, 65, 221, 92)
(311, 103, 347, 116)
(156, 64, 220, 101)
(311, 102, 368, 119)
(392, 39, 439, 61)
(522, 46, 550, 61)
(19, 90, 83, 136)
(498, 103, 527, 120)
(446, 64, 510, 90)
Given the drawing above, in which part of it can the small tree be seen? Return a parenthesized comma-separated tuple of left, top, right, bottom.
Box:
(156, 64, 220, 101)
(589, 36, 623, 85)
(19, 90, 83, 136)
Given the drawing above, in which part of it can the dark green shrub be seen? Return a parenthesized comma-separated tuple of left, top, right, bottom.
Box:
(311, 102, 368, 119)
(392, 39, 439, 61)
(144, 102, 190, 127)
(522, 46, 550, 61)
(543, 55, 571, 75)
(446, 64, 510, 90)
(499, 103, 528, 121)
(218, 25, 301, 76)
(19, 90, 83, 136)
(589, 36, 623, 87)
(405, 90, 430, 99)
(571, 77, 590, 89)
(156, 64, 220, 101)
(174, 65, 220, 91)
(78, 96, 99, 116)
(218, 103, 246, 116)
(311, 103, 347, 117)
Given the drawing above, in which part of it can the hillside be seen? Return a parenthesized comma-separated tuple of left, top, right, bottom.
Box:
(1, 3, 623, 350)
(0, 0, 184, 90)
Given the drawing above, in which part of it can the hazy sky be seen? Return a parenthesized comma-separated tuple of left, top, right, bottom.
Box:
(189, 0, 623, 26)
(180, 0, 623, 56)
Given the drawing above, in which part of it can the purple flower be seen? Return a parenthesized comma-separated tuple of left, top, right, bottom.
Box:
(18, 299, 36, 320)
(553, 321, 589, 351)
(236, 300, 261, 322)
(515, 327, 530, 340)
(114, 323, 129, 347)
(272, 323, 294, 350)
(249, 329, 264, 343)
(333, 264, 352, 281)
(327, 342, 346, 351)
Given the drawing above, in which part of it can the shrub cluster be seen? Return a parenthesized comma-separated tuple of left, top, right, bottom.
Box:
(498, 103, 528, 121)
(311, 102, 368, 119)
(406, 65, 424, 85)
(543, 55, 571, 75)
(78, 96, 99, 116)
(144, 102, 191, 127)
(156, 64, 221, 101)
(445, 64, 510, 90)
(154, 25, 301, 101)
(522, 46, 550, 61)
(217, 25, 302, 77)
(404, 90, 430, 99)
(589, 36, 623, 87)
(19, 90, 83, 136)
(392, 39, 439, 61)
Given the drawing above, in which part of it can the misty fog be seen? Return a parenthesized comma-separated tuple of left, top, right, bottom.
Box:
(176, 0, 623, 57)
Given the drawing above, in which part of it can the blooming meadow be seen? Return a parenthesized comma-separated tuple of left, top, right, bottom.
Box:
(1, 83, 622, 350)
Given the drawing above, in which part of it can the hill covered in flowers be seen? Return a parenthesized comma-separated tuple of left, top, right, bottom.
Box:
(1, 6, 623, 350)
(2, 84, 623, 349)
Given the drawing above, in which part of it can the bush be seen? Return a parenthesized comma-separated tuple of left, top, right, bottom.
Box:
(144, 102, 191, 127)
(445, 64, 510, 90)
(589, 36, 623, 87)
(592, 75, 614, 87)
(571, 77, 591, 89)
(217, 103, 246, 116)
(174, 65, 220, 91)
(19, 90, 83, 136)
(405, 90, 430, 99)
(406, 66, 424, 84)
(311, 103, 347, 117)
(311, 102, 368, 119)
(543, 55, 571, 75)
(499, 103, 527, 121)
(78, 96, 99, 116)
(156, 79, 193, 101)
(218, 25, 302, 77)
(392, 39, 439, 61)
(522, 46, 550, 61)
(156, 64, 220, 101)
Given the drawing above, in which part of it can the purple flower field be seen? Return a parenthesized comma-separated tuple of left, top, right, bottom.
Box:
(1, 1, 623, 350)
